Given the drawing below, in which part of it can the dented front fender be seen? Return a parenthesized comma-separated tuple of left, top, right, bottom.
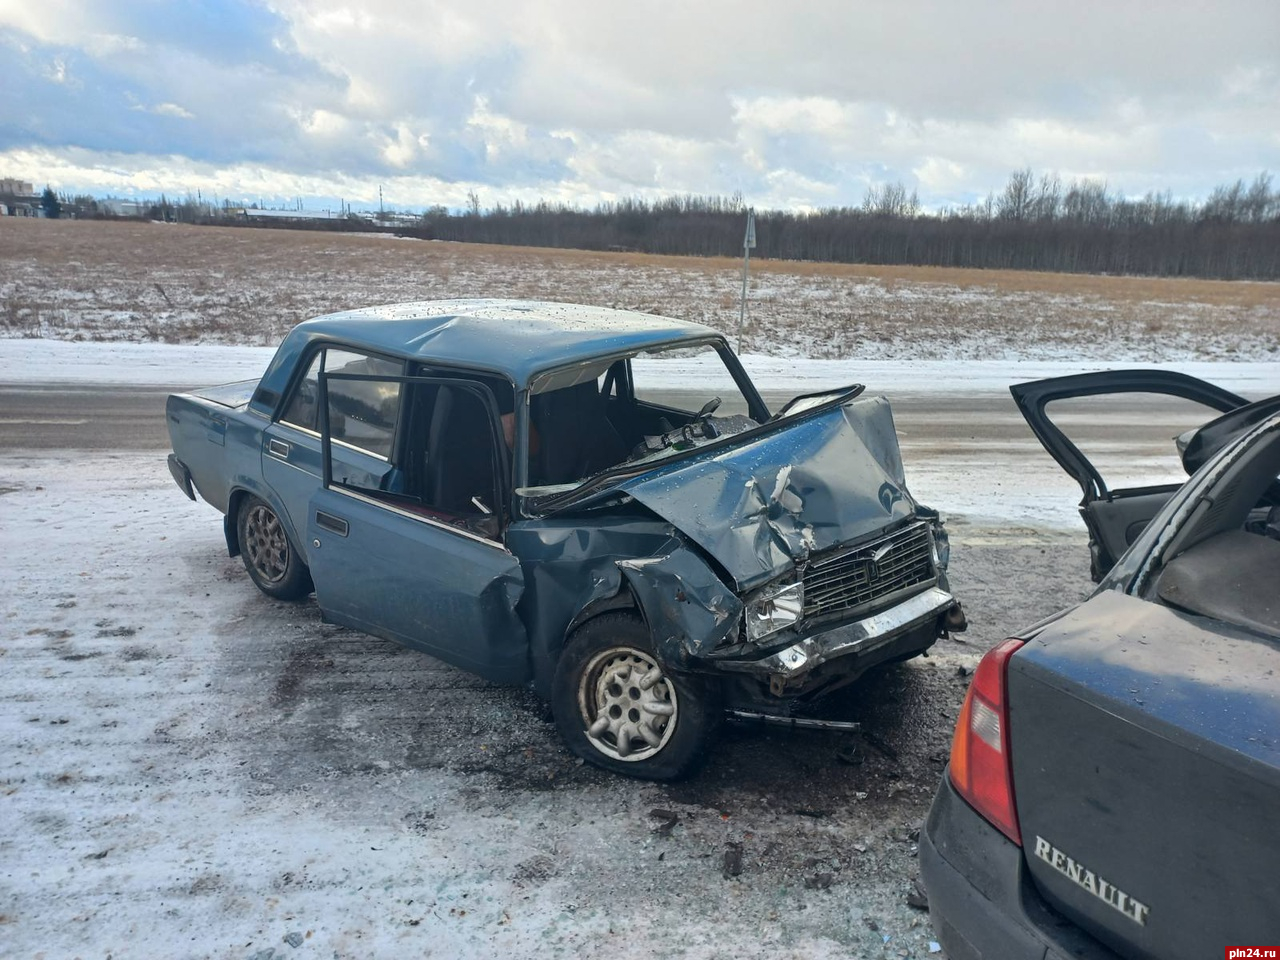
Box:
(618, 545, 744, 670)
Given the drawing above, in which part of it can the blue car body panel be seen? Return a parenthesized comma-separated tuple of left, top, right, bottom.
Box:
(305, 487, 529, 683)
(249, 299, 721, 417)
(618, 396, 915, 591)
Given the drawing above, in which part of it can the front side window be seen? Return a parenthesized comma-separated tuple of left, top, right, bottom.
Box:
(322, 373, 507, 541)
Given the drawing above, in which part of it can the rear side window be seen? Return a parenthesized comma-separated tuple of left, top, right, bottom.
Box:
(280, 353, 322, 430)
(280, 348, 404, 459)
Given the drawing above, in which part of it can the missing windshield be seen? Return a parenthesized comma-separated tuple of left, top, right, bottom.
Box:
(518, 342, 760, 499)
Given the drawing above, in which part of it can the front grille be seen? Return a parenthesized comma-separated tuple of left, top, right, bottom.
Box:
(802, 522, 936, 621)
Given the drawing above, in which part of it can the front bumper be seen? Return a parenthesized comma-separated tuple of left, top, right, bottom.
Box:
(920, 773, 1120, 960)
(718, 585, 957, 687)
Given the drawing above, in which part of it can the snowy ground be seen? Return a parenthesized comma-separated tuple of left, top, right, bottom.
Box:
(1, 449, 1084, 960)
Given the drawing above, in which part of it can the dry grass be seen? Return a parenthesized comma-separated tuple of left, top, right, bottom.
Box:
(2, 217, 1277, 361)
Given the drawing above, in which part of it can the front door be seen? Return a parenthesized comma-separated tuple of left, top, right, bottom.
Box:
(305, 371, 529, 684)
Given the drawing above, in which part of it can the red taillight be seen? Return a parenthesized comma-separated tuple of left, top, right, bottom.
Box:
(949, 638, 1024, 845)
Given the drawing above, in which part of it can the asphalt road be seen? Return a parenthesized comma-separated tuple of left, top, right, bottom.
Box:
(0, 382, 1207, 452)
(0, 383, 180, 451)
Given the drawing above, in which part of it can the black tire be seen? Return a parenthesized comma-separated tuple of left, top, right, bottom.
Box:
(236, 495, 312, 601)
(552, 613, 720, 780)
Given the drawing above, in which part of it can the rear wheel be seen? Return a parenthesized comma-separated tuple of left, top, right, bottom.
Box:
(236, 495, 312, 601)
(552, 613, 720, 780)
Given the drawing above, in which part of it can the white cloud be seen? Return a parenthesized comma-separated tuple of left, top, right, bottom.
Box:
(1, 0, 1276, 210)
(131, 101, 194, 119)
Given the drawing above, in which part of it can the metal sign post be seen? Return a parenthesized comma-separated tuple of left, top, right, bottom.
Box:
(738, 208, 756, 352)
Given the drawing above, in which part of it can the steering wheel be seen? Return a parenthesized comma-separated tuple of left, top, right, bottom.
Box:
(693, 397, 722, 438)
(694, 396, 721, 419)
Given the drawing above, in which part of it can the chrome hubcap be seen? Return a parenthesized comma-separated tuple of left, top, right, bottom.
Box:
(578, 647, 678, 762)
(244, 504, 288, 583)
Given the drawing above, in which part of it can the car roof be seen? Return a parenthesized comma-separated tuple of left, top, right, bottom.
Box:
(289, 299, 720, 386)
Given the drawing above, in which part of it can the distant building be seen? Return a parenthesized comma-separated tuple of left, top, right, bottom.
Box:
(241, 207, 346, 222)
(0, 178, 35, 197)
(100, 199, 149, 217)
(0, 177, 39, 216)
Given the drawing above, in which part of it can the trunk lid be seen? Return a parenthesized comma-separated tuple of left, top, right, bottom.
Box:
(617, 396, 917, 591)
(191, 378, 260, 409)
(1008, 590, 1280, 959)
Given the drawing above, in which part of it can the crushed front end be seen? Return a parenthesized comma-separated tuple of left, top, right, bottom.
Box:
(612, 394, 966, 708)
(715, 513, 964, 701)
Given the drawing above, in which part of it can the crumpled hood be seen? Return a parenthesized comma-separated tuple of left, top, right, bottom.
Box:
(618, 396, 916, 592)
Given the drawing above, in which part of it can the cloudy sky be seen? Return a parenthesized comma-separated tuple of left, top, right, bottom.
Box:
(0, 0, 1276, 212)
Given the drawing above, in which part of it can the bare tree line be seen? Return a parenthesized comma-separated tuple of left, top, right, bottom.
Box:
(410, 171, 1280, 279)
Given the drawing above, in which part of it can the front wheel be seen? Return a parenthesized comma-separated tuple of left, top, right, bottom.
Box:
(552, 613, 720, 780)
(236, 495, 312, 601)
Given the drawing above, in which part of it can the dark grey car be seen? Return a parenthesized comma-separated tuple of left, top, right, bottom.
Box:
(921, 375, 1280, 959)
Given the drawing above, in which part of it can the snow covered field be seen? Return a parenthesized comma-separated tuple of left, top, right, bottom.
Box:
(4, 218, 1279, 363)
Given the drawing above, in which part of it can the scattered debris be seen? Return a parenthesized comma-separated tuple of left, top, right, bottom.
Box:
(512, 855, 556, 884)
(722, 841, 743, 879)
(906, 878, 930, 911)
(648, 808, 680, 836)
(283, 931, 304, 948)
(835, 744, 864, 765)
(803, 872, 833, 890)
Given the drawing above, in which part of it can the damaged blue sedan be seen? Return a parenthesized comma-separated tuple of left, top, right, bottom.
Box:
(167, 300, 965, 779)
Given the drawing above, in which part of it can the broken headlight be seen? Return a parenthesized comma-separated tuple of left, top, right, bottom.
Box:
(745, 580, 804, 643)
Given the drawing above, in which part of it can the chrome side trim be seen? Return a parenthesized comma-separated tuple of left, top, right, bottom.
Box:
(328, 485, 510, 553)
(277, 421, 391, 462)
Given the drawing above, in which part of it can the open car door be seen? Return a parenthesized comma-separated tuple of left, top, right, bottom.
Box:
(305, 370, 529, 684)
(1010, 370, 1247, 580)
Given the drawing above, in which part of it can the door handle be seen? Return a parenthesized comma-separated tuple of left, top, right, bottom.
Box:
(268, 438, 291, 459)
(315, 511, 349, 537)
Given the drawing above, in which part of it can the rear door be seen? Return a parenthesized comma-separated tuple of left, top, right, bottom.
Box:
(304, 370, 529, 684)
(1010, 371, 1245, 579)
(1007, 590, 1280, 959)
